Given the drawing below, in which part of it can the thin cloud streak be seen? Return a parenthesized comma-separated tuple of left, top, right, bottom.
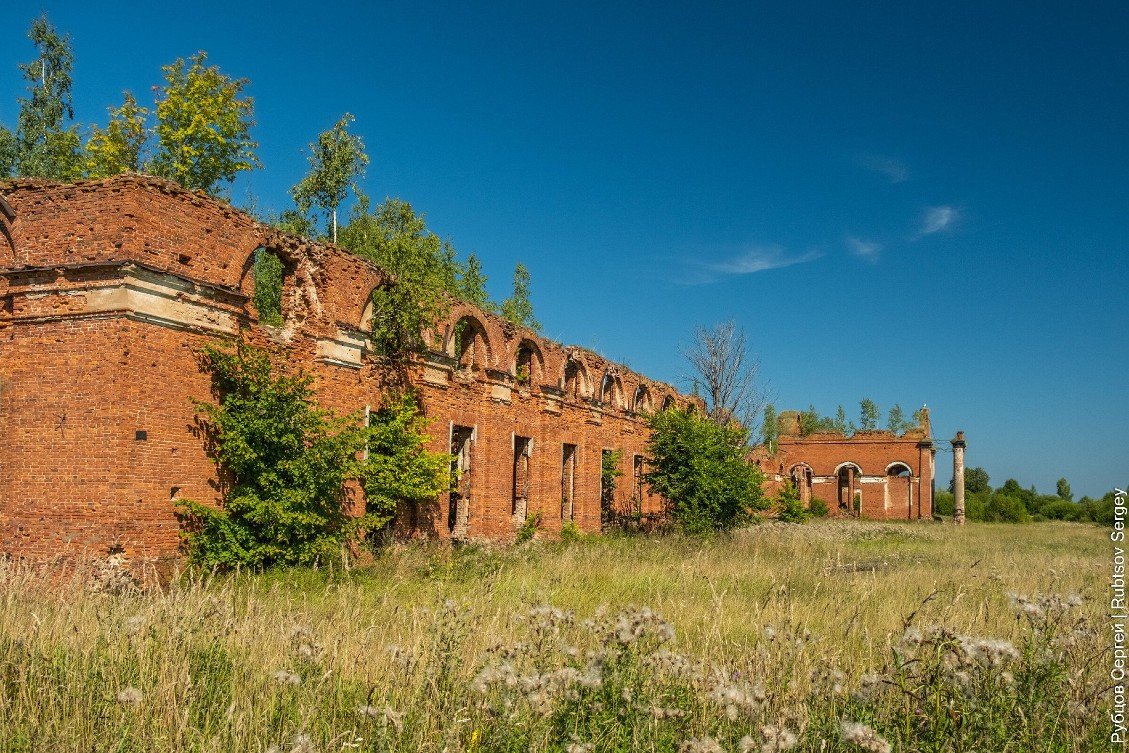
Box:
(680, 245, 822, 284)
(857, 154, 909, 183)
(847, 235, 881, 261)
(919, 205, 958, 235)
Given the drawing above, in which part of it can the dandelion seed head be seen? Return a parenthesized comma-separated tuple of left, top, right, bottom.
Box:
(840, 721, 891, 753)
(116, 686, 143, 705)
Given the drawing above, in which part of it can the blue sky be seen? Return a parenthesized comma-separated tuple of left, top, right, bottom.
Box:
(3, 2, 1126, 497)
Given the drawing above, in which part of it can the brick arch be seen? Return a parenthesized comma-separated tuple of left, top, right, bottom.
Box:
(447, 314, 494, 371)
(659, 394, 676, 411)
(632, 384, 653, 413)
(598, 371, 624, 408)
(834, 461, 864, 475)
(886, 461, 913, 477)
(0, 195, 15, 259)
(512, 338, 545, 387)
(562, 354, 593, 399)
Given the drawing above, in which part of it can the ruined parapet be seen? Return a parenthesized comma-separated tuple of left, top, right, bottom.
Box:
(777, 410, 801, 437)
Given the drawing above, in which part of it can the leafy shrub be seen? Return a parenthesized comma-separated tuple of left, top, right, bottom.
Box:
(362, 391, 451, 538)
(934, 490, 955, 517)
(807, 497, 830, 518)
(178, 343, 446, 568)
(251, 248, 284, 326)
(601, 449, 623, 526)
(1039, 498, 1082, 521)
(515, 511, 543, 544)
(774, 480, 808, 523)
(559, 520, 586, 543)
(985, 493, 1031, 523)
(643, 408, 766, 533)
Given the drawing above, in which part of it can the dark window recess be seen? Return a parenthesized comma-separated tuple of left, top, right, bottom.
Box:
(135, 430, 148, 441)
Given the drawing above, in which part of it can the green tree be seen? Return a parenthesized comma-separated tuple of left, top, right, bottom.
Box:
(775, 480, 809, 523)
(362, 392, 451, 533)
(859, 398, 880, 431)
(1056, 477, 1073, 501)
(150, 51, 259, 195)
(459, 252, 494, 310)
(600, 449, 623, 525)
(252, 248, 284, 326)
(501, 262, 541, 331)
(833, 405, 850, 435)
(761, 404, 777, 449)
(1, 16, 83, 180)
(85, 92, 149, 178)
(339, 196, 463, 356)
(290, 113, 368, 242)
(912, 406, 928, 431)
(643, 407, 766, 533)
(887, 403, 906, 434)
(178, 343, 382, 568)
(954, 466, 992, 496)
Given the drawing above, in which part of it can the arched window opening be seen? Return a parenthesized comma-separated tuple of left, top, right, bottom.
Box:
(252, 247, 285, 326)
(598, 373, 621, 407)
(660, 395, 675, 412)
(451, 317, 490, 372)
(633, 386, 652, 413)
(564, 360, 588, 399)
(515, 341, 539, 387)
(887, 463, 912, 478)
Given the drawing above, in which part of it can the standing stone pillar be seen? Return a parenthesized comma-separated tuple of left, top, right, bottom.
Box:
(951, 431, 966, 525)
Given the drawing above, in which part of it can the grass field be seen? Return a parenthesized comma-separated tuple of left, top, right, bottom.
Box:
(0, 520, 1110, 752)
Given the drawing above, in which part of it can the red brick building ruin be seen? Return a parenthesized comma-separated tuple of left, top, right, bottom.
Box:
(0, 176, 698, 567)
(752, 410, 936, 520)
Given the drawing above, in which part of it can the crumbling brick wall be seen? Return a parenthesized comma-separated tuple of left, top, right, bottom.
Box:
(0, 176, 695, 566)
(751, 414, 936, 520)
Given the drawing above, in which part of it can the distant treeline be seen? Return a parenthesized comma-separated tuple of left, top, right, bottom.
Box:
(934, 468, 1117, 525)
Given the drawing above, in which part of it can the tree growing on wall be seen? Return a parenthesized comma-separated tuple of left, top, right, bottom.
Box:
(0, 16, 83, 180)
(501, 262, 540, 331)
(290, 113, 368, 242)
(340, 196, 464, 356)
(761, 404, 778, 450)
(859, 398, 880, 431)
(459, 253, 495, 311)
(85, 92, 149, 178)
(644, 407, 766, 533)
(150, 51, 259, 195)
(887, 404, 907, 435)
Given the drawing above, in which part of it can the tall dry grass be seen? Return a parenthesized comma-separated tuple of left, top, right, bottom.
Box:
(0, 520, 1109, 751)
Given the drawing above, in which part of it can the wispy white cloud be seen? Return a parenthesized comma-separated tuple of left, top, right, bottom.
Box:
(847, 236, 882, 261)
(919, 205, 958, 236)
(680, 245, 822, 284)
(857, 154, 909, 184)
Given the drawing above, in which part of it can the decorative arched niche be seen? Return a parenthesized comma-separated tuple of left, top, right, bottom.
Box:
(562, 357, 591, 400)
(598, 372, 623, 408)
(449, 316, 492, 372)
(632, 385, 653, 413)
(513, 339, 544, 388)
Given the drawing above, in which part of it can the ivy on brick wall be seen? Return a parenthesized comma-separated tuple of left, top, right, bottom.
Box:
(178, 342, 448, 568)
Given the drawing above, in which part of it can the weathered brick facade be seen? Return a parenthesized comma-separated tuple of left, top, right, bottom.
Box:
(751, 411, 936, 520)
(0, 176, 698, 567)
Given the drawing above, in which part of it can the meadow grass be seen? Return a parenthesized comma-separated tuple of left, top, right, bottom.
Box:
(0, 520, 1109, 752)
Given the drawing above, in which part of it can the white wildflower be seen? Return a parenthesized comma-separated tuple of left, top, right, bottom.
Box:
(116, 686, 143, 705)
(680, 736, 724, 753)
(840, 721, 891, 753)
(272, 669, 301, 685)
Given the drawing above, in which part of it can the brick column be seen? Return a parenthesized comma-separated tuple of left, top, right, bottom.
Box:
(951, 431, 966, 525)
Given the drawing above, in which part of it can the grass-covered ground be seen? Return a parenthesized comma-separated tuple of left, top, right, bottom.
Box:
(0, 521, 1109, 752)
